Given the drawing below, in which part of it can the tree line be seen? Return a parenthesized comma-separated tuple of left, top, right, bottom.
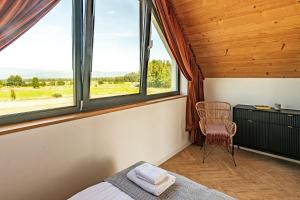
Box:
(147, 60, 171, 88)
(95, 60, 172, 88)
(0, 59, 172, 89)
(0, 75, 72, 88)
(94, 72, 140, 85)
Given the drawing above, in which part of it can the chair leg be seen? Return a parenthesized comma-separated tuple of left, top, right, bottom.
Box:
(231, 145, 237, 167)
(202, 141, 236, 166)
(202, 142, 206, 164)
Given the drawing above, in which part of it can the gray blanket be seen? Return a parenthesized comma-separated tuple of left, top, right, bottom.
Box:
(105, 161, 235, 200)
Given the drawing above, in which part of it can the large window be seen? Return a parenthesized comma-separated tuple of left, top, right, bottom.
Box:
(147, 14, 178, 95)
(90, 0, 141, 99)
(0, 0, 179, 125)
(0, 1, 76, 117)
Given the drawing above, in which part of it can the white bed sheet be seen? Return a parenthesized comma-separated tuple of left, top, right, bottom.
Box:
(69, 182, 133, 200)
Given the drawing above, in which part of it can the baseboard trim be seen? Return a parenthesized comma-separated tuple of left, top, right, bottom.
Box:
(154, 142, 192, 166)
(235, 145, 300, 164)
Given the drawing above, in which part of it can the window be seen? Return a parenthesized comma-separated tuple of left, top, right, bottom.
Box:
(0, 0, 179, 125)
(147, 13, 178, 95)
(89, 0, 141, 99)
(0, 1, 79, 118)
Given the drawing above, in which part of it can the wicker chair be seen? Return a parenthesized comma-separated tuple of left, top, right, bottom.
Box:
(195, 101, 237, 166)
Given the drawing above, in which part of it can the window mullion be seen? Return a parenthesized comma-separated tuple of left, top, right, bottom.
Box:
(73, 0, 84, 110)
(140, 0, 152, 95)
(82, 0, 95, 107)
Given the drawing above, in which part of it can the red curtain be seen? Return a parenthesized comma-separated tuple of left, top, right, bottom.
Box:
(154, 0, 205, 143)
(0, 0, 60, 51)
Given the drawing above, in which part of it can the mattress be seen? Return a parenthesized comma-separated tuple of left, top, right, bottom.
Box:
(69, 182, 133, 200)
(105, 161, 234, 200)
(69, 162, 235, 200)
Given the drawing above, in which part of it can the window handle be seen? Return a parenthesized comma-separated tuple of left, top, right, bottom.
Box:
(288, 126, 293, 129)
(80, 100, 84, 111)
(288, 114, 293, 117)
(148, 40, 153, 50)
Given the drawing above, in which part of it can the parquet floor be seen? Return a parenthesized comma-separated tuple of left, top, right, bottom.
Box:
(160, 145, 300, 200)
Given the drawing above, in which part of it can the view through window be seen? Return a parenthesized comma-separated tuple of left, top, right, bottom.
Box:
(0, 0, 180, 124)
(0, 1, 74, 116)
(90, 0, 141, 98)
(147, 14, 178, 95)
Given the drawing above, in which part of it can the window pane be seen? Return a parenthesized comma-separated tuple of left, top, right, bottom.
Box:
(0, 1, 74, 116)
(147, 15, 178, 95)
(90, 0, 141, 99)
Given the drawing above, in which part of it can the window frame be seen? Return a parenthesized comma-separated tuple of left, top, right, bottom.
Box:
(81, 0, 180, 112)
(0, 0, 83, 126)
(0, 0, 180, 125)
(146, 5, 180, 96)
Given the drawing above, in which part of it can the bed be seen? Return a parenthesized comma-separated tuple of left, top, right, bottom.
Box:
(69, 161, 234, 200)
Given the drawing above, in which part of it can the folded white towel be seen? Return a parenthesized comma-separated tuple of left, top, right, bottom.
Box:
(127, 169, 175, 196)
(134, 163, 168, 185)
(136, 174, 168, 185)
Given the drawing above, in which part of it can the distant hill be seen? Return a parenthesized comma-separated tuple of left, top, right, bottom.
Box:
(0, 68, 130, 79)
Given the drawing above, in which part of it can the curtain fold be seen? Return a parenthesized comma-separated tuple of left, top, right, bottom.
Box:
(154, 0, 205, 143)
(0, 0, 60, 52)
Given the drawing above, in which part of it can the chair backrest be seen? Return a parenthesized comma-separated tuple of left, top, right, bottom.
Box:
(195, 101, 231, 125)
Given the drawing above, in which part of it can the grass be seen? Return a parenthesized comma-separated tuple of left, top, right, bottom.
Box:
(0, 86, 73, 100)
(0, 81, 172, 116)
(90, 82, 139, 98)
(0, 81, 172, 101)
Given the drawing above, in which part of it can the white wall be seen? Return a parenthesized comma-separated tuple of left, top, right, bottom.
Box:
(0, 97, 190, 200)
(204, 78, 300, 109)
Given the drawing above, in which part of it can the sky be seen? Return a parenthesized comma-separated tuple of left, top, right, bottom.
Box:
(0, 0, 171, 73)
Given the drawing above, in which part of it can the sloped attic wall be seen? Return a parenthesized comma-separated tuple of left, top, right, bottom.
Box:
(170, 0, 300, 78)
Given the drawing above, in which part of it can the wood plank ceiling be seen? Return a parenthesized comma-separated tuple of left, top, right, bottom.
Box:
(169, 0, 300, 77)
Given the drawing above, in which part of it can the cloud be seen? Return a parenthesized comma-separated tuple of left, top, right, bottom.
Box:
(106, 10, 115, 14)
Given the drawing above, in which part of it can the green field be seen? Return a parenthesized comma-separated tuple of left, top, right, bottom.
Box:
(0, 60, 173, 116)
(0, 81, 171, 101)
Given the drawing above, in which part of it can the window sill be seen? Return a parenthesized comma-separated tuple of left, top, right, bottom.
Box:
(0, 94, 187, 136)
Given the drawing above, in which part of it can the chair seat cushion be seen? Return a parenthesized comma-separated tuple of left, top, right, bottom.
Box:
(206, 124, 228, 135)
(205, 124, 231, 147)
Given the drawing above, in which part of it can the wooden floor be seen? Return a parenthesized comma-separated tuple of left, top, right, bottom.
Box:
(160, 145, 300, 200)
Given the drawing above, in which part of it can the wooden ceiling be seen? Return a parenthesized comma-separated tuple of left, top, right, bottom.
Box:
(170, 0, 300, 77)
